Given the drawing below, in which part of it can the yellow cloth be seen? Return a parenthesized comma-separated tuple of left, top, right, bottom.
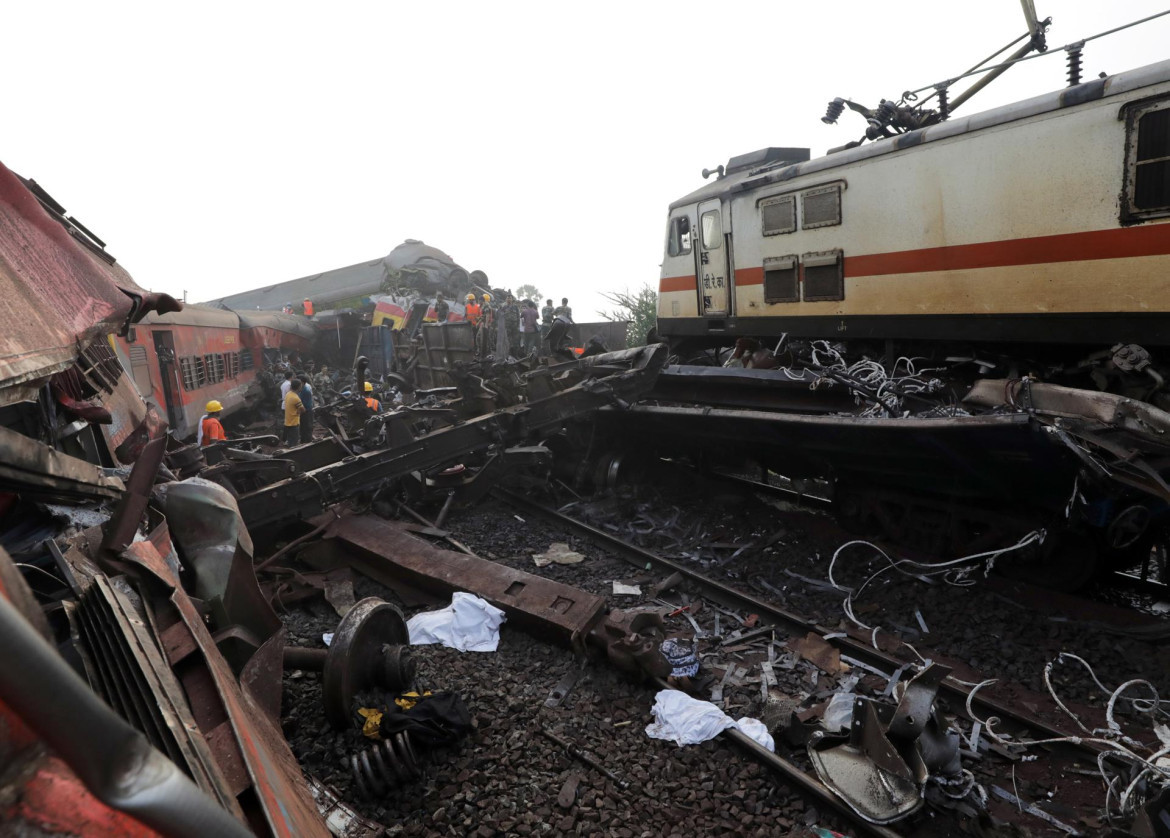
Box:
(395, 690, 432, 711)
(358, 707, 383, 740)
(283, 391, 303, 427)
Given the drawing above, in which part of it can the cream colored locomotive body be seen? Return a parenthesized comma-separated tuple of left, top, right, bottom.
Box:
(658, 60, 1170, 350)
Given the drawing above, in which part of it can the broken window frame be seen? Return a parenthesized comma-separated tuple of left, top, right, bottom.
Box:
(1121, 95, 1170, 222)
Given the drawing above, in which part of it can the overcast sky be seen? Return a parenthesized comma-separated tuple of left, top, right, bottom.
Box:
(5, 2, 1168, 320)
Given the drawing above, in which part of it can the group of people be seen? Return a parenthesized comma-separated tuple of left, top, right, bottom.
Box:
(432, 291, 576, 360)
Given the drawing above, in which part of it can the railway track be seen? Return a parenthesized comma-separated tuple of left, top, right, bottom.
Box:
(496, 488, 1112, 752)
(494, 485, 1166, 835)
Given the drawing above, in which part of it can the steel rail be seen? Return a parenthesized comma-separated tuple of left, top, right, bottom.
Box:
(496, 489, 1109, 758)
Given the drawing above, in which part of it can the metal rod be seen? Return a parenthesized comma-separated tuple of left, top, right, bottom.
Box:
(948, 40, 1038, 113)
(255, 507, 342, 572)
(283, 646, 328, 671)
(0, 591, 252, 838)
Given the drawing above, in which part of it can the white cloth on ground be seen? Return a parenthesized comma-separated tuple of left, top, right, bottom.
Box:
(644, 689, 775, 752)
(406, 592, 506, 652)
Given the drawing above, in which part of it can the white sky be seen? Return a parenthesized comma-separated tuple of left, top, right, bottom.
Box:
(4, 2, 1169, 320)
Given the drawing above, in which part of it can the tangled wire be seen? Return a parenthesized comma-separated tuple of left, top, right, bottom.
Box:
(966, 653, 1170, 829)
(802, 340, 952, 417)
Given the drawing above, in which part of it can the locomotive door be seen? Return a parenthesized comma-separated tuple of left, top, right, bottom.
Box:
(696, 200, 729, 315)
(152, 331, 182, 430)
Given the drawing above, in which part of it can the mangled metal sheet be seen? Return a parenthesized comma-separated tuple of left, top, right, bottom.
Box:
(0, 162, 179, 404)
(326, 515, 607, 646)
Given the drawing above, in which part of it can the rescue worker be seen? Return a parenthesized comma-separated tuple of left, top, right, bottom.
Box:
(555, 297, 573, 319)
(283, 379, 305, 446)
(501, 295, 520, 357)
(197, 400, 227, 446)
(279, 370, 293, 410)
(478, 293, 495, 356)
(303, 297, 314, 317)
(548, 311, 575, 361)
(521, 300, 540, 355)
(363, 381, 381, 411)
(540, 298, 555, 343)
(434, 292, 449, 323)
(465, 294, 482, 326)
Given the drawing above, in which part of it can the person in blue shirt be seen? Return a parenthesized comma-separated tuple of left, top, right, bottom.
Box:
(298, 375, 315, 444)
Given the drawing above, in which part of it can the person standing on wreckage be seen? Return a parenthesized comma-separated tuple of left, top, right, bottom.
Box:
(283, 379, 305, 446)
(298, 374, 315, 444)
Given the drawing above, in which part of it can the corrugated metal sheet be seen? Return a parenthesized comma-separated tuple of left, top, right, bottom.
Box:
(0, 161, 137, 400)
(201, 240, 472, 312)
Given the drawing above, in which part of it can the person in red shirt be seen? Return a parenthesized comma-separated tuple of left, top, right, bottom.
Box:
(199, 400, 227, 446)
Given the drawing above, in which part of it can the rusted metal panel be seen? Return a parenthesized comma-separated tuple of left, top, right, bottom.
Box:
(0, 162, 176, 403)
(0, 424, 125, 502)
(121, 540, 330, 838)
(326, 515, 606, 647)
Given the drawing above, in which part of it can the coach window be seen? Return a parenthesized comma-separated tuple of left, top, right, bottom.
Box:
(801, 183, 843, 229)
(760, 195, 796, 236)
(668, 216, 692, 256)
(1123, 98, 1170, 221)
(701, 210, 722, 249)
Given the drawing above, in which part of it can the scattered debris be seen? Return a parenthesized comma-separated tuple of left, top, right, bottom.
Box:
(532, 542, 586, 567)
(612, 581, 642, 596)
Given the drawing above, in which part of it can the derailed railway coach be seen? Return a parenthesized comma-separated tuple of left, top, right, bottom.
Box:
(657, 57, 1170, 406)
(111, 306, 314, 440)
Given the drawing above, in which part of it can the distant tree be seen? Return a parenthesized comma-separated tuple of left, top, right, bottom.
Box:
(599, 285, 659, 347)
(515, 283, 542, 303)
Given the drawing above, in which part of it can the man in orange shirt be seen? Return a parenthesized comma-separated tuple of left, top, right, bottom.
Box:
(465, 293, 482, 326)
(284, 380, 305, 446)
(198, 400, 227, 446)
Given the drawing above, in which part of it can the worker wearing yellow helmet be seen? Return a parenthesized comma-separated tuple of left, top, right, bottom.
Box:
(363, 381, 381, 412)
(198, 400, 227, 447)
(465, 293, 483, 327)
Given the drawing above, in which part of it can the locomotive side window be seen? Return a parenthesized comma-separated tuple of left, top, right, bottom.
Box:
(763, 255, 799, 303)
(667, 216, 692, 256)
(1122, 98, 1170, 221)
(801, 184, 842, 229)
(701, 210, 723, 249)
(802, 250, 844, 302)
(760, 195, 796, 236)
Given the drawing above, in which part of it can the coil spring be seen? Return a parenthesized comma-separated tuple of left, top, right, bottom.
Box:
(350, 731, 421, 797)
(1067, 45, 1083, 87)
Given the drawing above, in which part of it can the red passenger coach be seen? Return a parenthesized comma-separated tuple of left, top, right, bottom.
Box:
(113, 306, 318, 440)
(116, 306, 256, 440)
